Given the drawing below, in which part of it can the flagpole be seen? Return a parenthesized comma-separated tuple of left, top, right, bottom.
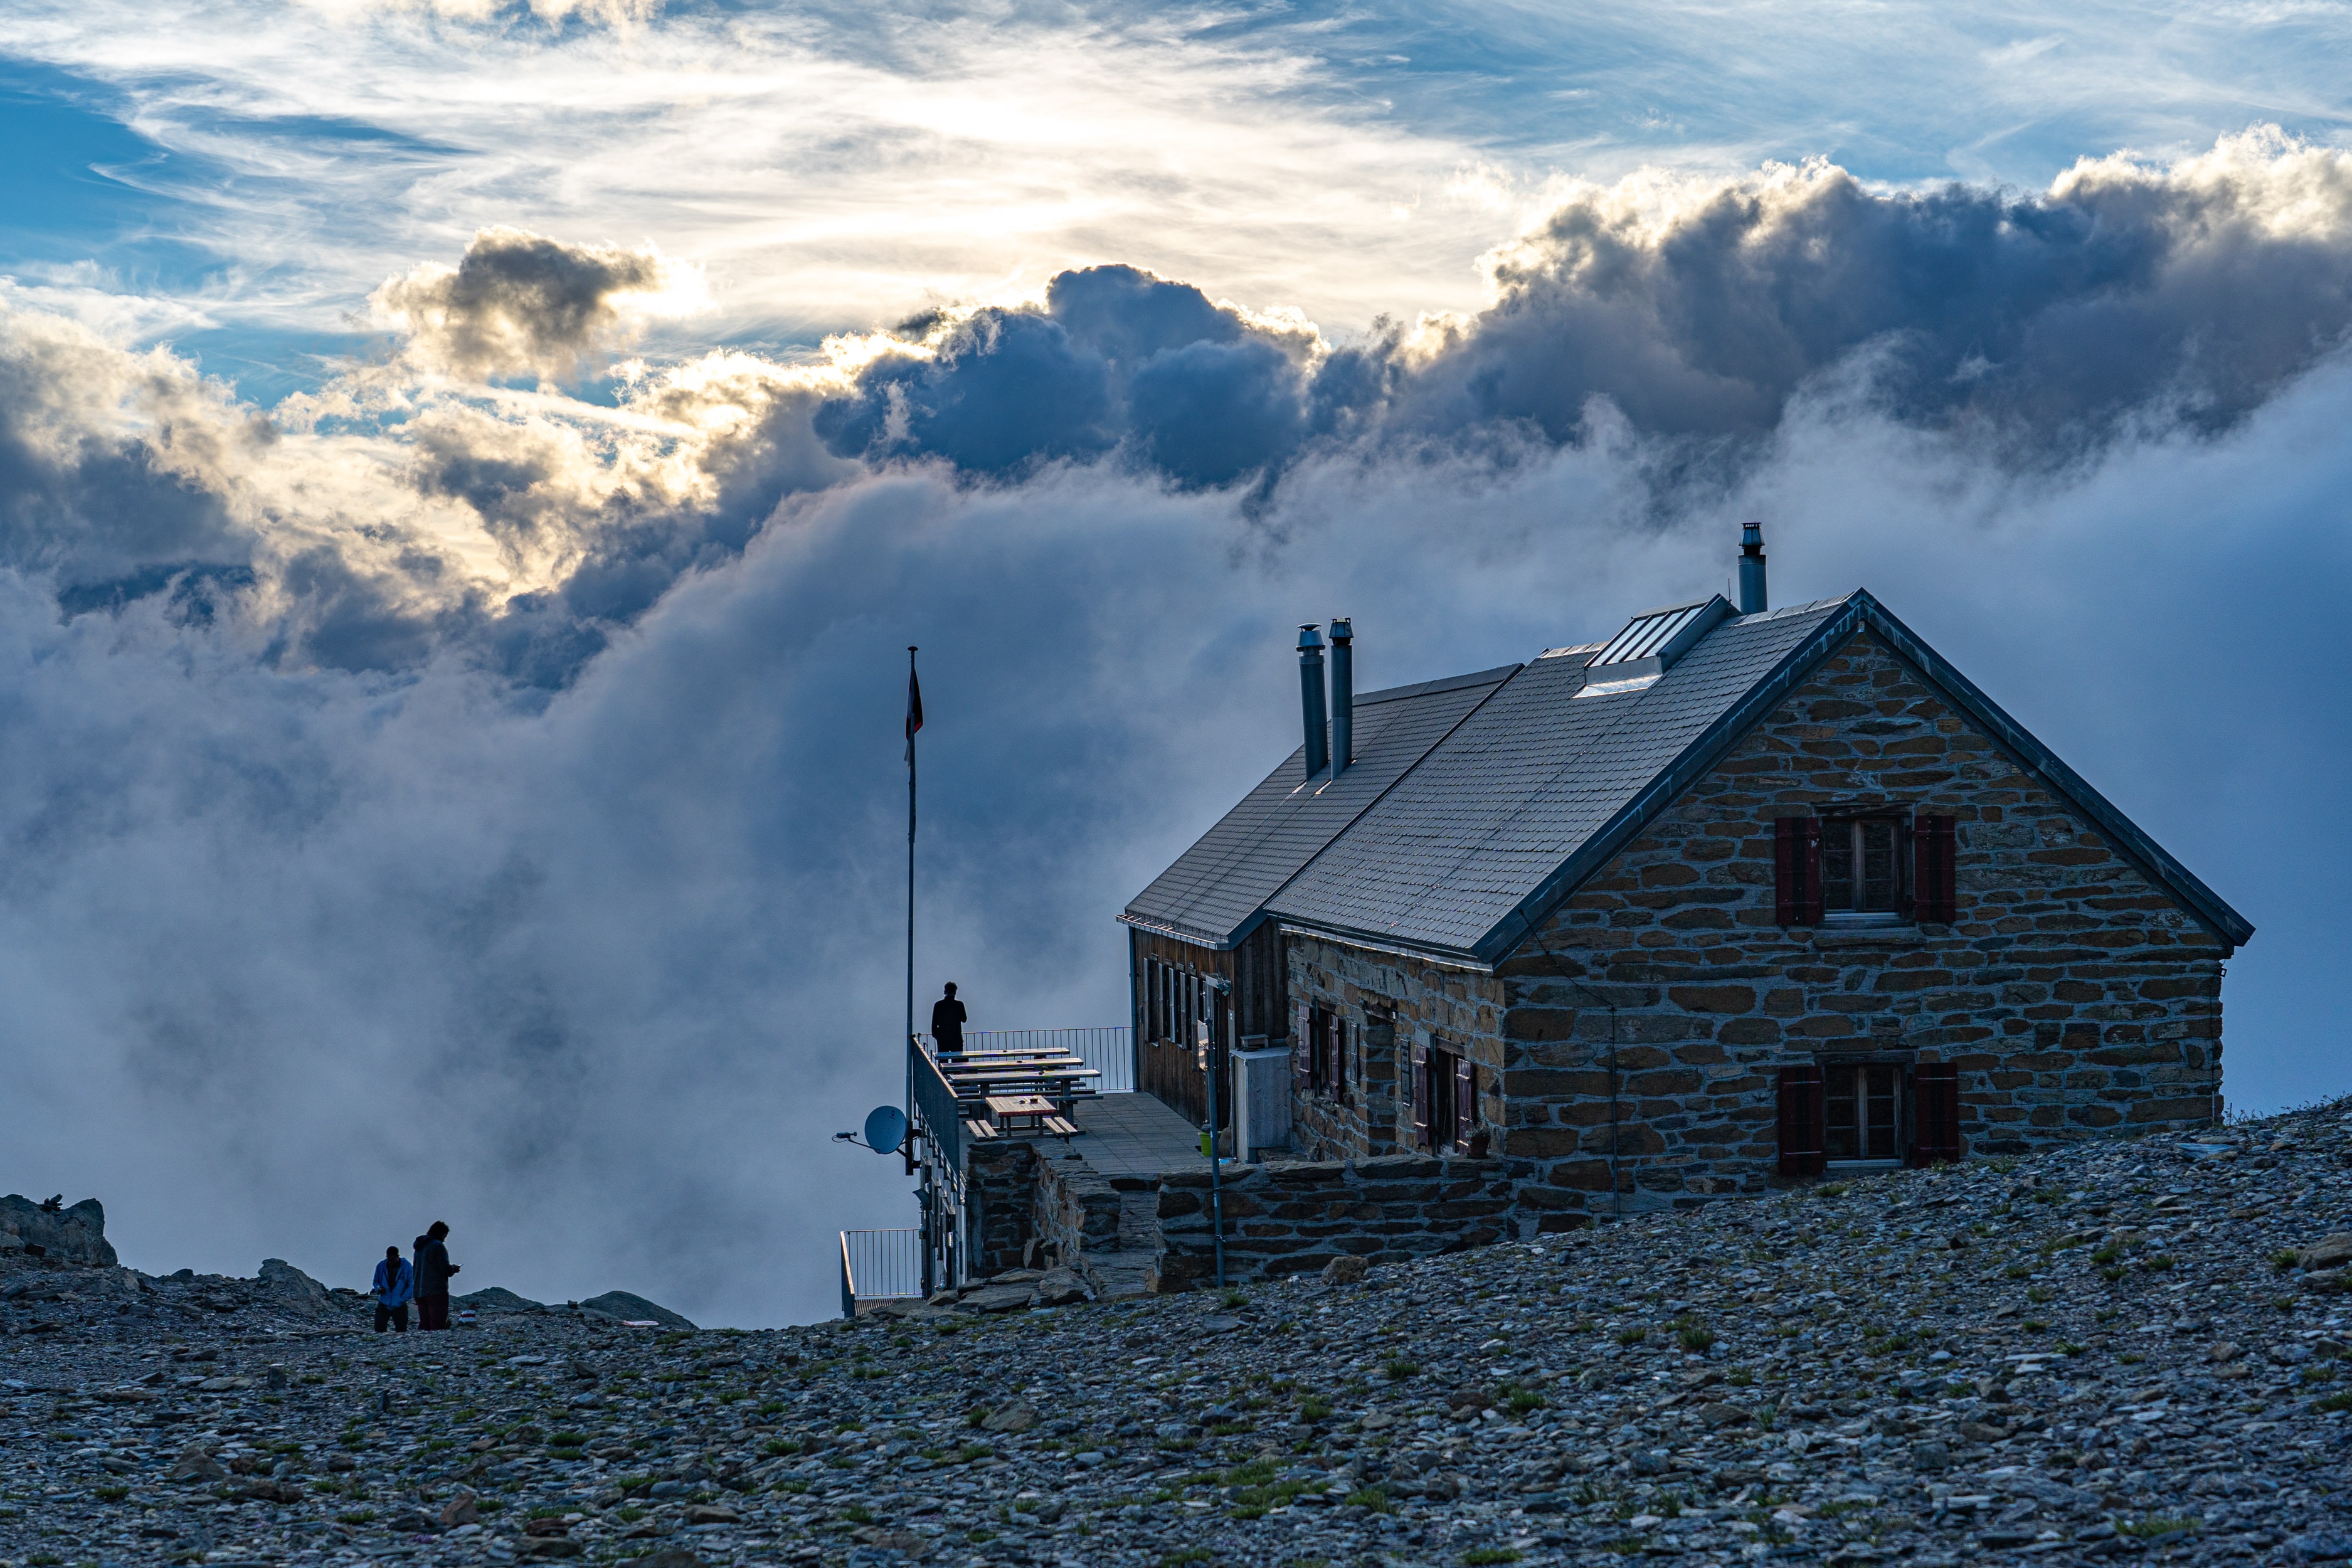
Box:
(904, 646, 918, 1180)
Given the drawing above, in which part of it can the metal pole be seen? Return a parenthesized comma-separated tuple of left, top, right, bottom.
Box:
(1206, 979, 1229, 1288)
(905, 646, 918, 1174)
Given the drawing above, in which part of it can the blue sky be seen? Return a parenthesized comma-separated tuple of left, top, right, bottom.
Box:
(2, 0, 2349, 1324)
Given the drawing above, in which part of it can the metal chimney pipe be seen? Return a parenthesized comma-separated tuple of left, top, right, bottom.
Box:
(1327, 617, 1353, 775)
(1296, 625, 1329, 777)
(1738, 521, 1769, 615)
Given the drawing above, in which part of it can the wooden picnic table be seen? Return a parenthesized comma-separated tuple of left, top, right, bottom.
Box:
(985, 1093, 1057, 1133)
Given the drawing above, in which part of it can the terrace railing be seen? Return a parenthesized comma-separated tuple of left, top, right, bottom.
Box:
(909, 1036, 967, 1171)
(934, 1025, 1135, 1093)
(838, 1227, 924, 1319)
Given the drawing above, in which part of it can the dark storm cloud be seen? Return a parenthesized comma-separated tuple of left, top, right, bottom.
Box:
(813, 131, 2352, 485)
(814, 264, 1322, 488)
(1397, 130, 2352, 460)
(371, 226, 689, 381)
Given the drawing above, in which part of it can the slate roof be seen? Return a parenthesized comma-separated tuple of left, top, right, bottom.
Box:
(1119, 665, 1518, 949)
(1126, 588, 2255, 967)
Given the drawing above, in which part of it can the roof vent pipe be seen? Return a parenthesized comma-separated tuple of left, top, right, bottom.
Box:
(1296, 625, 1329, 777)
(1327, 617, 1353, 775)
(1738, 521, 1768, 615)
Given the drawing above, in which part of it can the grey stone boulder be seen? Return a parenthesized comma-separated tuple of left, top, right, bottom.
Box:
(455, 1286, 546, 1314)
(960, 1283, 1037, 1314)
(577, 1290, 695, 1330)
(0, 1195, 117, 1266)
(1321, 1255, 1369, 1285)
(2297, 1233, 2352, 1271)
(258, 1259, 330, 1315)
(1034, 1268, 1088, 1306)
(167, 1444, 228, 1483)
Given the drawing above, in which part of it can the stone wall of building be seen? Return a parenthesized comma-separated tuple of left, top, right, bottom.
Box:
(1150, 1153, 1539, 1290)
(1273, 628, 2231, 1229)
(1493, 627, 2228, 1219)
(1286, 937, 1503, 1163)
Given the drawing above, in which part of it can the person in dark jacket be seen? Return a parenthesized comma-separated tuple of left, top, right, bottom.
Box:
(930, 982, 968, 1057)
(371, 1246, 415, 1332)
(413, 1221, 459, 1330)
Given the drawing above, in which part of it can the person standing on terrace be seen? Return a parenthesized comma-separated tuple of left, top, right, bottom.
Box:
(930, 982, 968, 1059)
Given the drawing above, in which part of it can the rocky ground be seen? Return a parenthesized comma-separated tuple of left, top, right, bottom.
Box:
(3, 1104, 2351, 1568)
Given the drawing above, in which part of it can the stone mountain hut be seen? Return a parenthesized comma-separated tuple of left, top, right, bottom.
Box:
(1119, 523, 2254, 1227)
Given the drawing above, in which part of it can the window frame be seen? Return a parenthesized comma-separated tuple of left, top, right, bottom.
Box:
(1818, 811, 1912, 925)
(1820, 1060, 1905, 1166)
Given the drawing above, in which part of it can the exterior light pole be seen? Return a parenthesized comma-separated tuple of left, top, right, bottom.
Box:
(1204, 975, 1231, 1288)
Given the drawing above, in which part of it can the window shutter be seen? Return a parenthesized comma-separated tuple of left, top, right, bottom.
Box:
(1331, 1014, 1349, 1104)
(1454, 1054, 1476, 1152)
(1293, 1000, 1311, 1095)
(1801, 818, 1824, 924)
(1913, 815, 1958, 924)
(1910, 1063, 1961, 1165)
(1776, 1063, 1825, 1175)
(1774, 818, 1798, 924)
(1411, 1039, 1431, 1149)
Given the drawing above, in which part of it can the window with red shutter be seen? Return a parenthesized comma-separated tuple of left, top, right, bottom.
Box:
(1912, 815, 1958, 924)
(1776, 1063, 1825, 1175)
(1909, 1062, 1961, 1165)
(1410, 1039, 1431, 1148)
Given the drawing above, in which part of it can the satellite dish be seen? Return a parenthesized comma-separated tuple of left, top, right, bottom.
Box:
(863, 1105, 909, 1156)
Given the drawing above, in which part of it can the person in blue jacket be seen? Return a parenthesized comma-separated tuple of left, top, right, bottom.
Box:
(371, 1245, 415, 1333)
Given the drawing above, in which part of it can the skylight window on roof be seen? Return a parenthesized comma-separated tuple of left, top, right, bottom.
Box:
(1574, 593, 1733, 699)
(1592, 600, 1712, 665)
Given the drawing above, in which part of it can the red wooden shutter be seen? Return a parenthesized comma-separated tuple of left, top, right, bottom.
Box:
(1454, 1054, 1476, 1152)
(1293, 1000, 1311, 1094)
(1776, 1063, 1825, 1175)
(1910, 1062, 1961, 1165)
(1774, 817, 1798, 924)
(1411, 1039, 1431, 1148)
(1912, 815, 1957, 924)
(1775, 818, 1825, 925)
(1801, 818, 1824, 924)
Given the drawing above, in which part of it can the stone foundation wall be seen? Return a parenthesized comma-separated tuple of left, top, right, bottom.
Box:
(1034, 1153, 1121, 1269)
(967, 1142, 1039, 1278)
(1150, 1153, 1539, 1290)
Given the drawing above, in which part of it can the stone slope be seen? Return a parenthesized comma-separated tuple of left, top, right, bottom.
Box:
(0, 1106, 2347, 1567)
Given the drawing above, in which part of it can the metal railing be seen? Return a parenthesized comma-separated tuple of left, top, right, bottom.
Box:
(839, 1227, 924, 1319)
(909, 1036, 967, 1170)
(934, 1025, 1135, 1093)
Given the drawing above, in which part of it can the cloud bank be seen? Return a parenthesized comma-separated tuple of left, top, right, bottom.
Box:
(0, 134, 2345, 1323)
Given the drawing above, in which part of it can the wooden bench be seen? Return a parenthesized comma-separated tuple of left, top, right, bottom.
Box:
(1042, 1116, 1080, 1138)
(964, 1118, 997, 1141)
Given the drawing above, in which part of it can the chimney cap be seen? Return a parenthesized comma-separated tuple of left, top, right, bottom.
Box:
(1740, 521, 1764, 552)
(1328, 617, 1353, 640)
(1297, 624, 1325, 650)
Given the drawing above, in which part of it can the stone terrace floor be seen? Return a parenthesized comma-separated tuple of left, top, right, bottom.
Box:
(1068, 1091, 1204, 1179)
